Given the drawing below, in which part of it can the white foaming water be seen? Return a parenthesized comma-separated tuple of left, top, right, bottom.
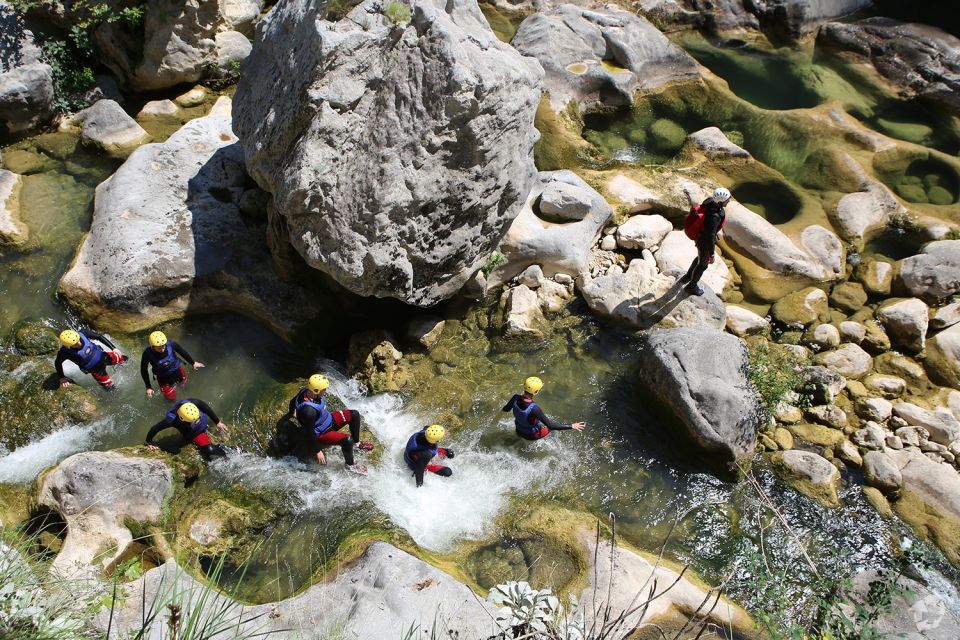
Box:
(213, 370, 572, 552)
(0, 418, 114, 483)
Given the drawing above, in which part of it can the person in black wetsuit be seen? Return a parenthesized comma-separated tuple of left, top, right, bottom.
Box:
(140, 331, 205, 401)
(503, 376, 585, 441)
(404, 424, 454, 487)
(282, 374, 373, 471)
(681, 187, 731, 296)
(145, 399, 228, 460)
(55, 329, 127, 390)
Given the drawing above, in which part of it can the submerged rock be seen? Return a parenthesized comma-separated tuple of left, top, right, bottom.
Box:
(59, 99, 319, 336)
(636, 327, 760, 474)
(0, 169, 27, 247)
(0, 3, 54, 135)
(581, 258, 725, 330)
(234, 0, 542, 306)
(771, 450, 841, 508)
(39, 451, 172, 577)
(511, 4, 697, 112)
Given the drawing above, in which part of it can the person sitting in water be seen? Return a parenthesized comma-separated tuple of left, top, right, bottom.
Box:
(55, 328, 127, 390)
(140, 331, 205, 401)
(404, 424, 454, 488)
(503, 376, 585, 441)
(283, 374, 373, 471)
(145, 399, 228, 460)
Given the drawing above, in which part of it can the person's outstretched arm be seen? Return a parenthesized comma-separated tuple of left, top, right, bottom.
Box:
(84, 329, 116, 351)
(170, 340, 196, 366)
(530, 405, 569, 431)
(145, 419, 171, 444)
(192, 399, 220, 424)
(140, 353, 152, 389)
(502, 395, 520, 412)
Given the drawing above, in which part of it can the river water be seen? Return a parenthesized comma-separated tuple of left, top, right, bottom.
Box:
(1, 28, 960, 625)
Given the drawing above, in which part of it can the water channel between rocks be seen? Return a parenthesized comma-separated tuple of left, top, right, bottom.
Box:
(2, 36, 960, 618)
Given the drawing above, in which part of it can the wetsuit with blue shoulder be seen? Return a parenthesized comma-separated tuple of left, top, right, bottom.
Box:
(55, 328, 127, 389)
(403, 424, 454, 487)
(502, 376, 586, 441)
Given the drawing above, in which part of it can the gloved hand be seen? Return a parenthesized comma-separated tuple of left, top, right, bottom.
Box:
(443, 448, 455, 459)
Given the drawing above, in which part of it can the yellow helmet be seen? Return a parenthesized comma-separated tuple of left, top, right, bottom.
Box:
(149, 331, 168, 348)
(307, 374, 329, 394)
(177, 402, 201, 423)
(424, 424, 445, 444)
(523, 376, 543, 395)
(59, 329, 81, 348)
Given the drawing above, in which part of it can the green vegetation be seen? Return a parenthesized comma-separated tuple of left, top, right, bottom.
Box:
(481, 250, 506, 276)
(10, 1, 146, 113)
(746, 340, 804, 421)
(384, 1, 411, 25)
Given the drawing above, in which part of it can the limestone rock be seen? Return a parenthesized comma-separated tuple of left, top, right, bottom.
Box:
(636, 327, 760, 474)
(806, 405, 847, 429)
(839, 320, 866, 344)
(849, 569, 960, 638)
(862, 451, 902, 496)
(833, 182, 904, 244)
(829, 281, 868, 314)
(892, 402, 960, 446)
(234, 0, 542, 306)
(538, 181, 594, 221)
(774, 405, 802, 425)
(874, 352, 926, 385)
(864, 374, 906, 398)
(799, 225, 844, 281)
(511, 5, 697, 112)
(771, 450, 841, 508)
(502, 285, 547, 341)
(59, 102, 319, 336)
(861, 319, 891, 354)
(686, 127, 749, 159)
(72, 99, 150, 158)
(803, 366, 846, 404)
(174, 86, 207, 108)
(773, 427, 794, 450)
(581, 259, 725, 330)
(818, 19, 960, 116)
(814, 343, 872, 378)
(0, 169, 27, 247)
(926, 322, 960, 389)
(725, 305, 769, 337)
(897, 241, 960, 301)
(405, 316, 445, 350)
(854, 258, 893, 296)
(137, 99, 179, 118)
(837, 439, 863, 466)
(931, 301, 960, 330)
(616, 214, 672, 250)
(877, 298, 929, 353)
(214, 30, 252, 71)
(0, 3, 54, 134)
(537, 279, 572, 313)
(347, 330, 409, 393)
(804, 323, 840, 351)
(852, 422, 886, 450)
(789, 423, 845, 447)
(518, 264, 544, 289)
(856, 397, 893, 422)
(39, 452, 172, 577)
(655, 230, 731, 293)
(605, 174, 663, 214)
(771, 287, 829, 328)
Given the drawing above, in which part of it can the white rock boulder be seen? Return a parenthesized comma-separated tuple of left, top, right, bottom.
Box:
(615, 214, 673, 250)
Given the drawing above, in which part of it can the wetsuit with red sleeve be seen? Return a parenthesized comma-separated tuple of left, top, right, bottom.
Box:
(403, 429, 454, 487)
(285, 388, 362, 465)
(54, 329, 125, 389)
(145, 398, 226, 459)
(140, 340, 195, 400)
(503, 394, 574, 440)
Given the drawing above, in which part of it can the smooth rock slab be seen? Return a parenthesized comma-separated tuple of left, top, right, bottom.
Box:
(655, 230, 732, 293)
(892, 402, 960, 446)
(636, 327, 760, 474)
(931, 301, 960, 330)
(771, 450, 841, 508)
(234, 0, 542, 306)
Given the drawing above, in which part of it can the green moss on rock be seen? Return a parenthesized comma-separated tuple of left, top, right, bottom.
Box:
(648, 118, 686, 154)
(13, 320, 59, 356)
(927, 186, 954, 206)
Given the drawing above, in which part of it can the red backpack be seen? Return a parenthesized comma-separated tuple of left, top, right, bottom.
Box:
(684, 204, 726, 241)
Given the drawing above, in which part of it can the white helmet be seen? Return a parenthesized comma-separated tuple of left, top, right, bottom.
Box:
(713, 187, 731, 202)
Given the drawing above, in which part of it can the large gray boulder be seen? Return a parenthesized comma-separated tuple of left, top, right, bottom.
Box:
(636, 327, 760, 474)
(897, 240, 960, 301)
(59, 98, 319, 336)
(70, 99, 150, 158)
(511, 4, 697, 112)
(818, 19, 960, 116)
(39, 451, 172, 578)
(234, 0, 543, 307)
(0, 2, 55, 135)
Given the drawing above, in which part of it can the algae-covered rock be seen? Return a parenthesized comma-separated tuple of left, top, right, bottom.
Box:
(788, 423, 845, 447)
(861, 486, 893, 518)
(854, 258, 893, 296)
(771, 450, 841, 508)
(814, 343, 872, 379)
(12, 319, 59, 355)
(649, 118, 687, 154)
(829, 281, 868, 313)
(0, 355, 98, 450)
(925, 323, 960, 389)
(771, 287, 829, 328)
(347, 330, 410, 394)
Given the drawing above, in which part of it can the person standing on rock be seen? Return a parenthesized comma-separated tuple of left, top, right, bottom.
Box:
(404, 424, 454, 487)
(145, 399, 228, 460)
(283, 374, 373, 472)
(140, 331, 205, 401)
(680, 187, 731, 296)
(503, 376, 585, 440)
(55, 328, 128, 390)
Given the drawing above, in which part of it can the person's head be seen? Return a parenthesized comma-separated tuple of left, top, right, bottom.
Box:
(177, 402, 201, 423)
(306, 374, 329, 398)
(149, 331, 167, 352)
(523, 376, 543, 398)
(713, 187, 731, 203)
(59, 329, 81, 350)
(424, 424, 445, 444)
